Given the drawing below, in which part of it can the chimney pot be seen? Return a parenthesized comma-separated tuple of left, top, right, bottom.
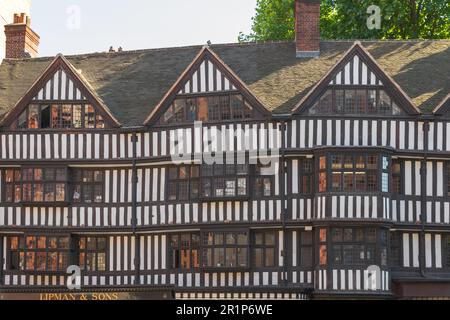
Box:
(295, 0, 320, 58)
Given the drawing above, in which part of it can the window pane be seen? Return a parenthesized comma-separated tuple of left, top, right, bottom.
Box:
(214, 248, 225, 267)
(238, 248, 248, 267)
(319, 172, 327, 192)
(331, 155, 342, 169)
(237, 233, 248, 245)
(254, 248, 263, 268)
(51, 105, 61, 128)
(56, 184, 66, 201)
(265, 248, 275, 267)
(332, 229, 343, 242)
(34, 183, 43, 202)
(28, 105, 40, 129)
(40, 105, 51, 128)
(265, 232, 275, 246)
(18, 109, 27, 129)
(94, 185, 103, 203)
(319, 245, 327, 266)
(73, 105, 82, 128)
(225, 248, 237, 267)
(214, 233, 224, 245)
(332, 173, 342, 191)
(226, 233, 236, 245)
(85, 105, 96, 128)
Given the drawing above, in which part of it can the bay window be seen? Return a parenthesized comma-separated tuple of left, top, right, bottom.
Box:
(330, 228, 387, 267)
(318, 154, 380, 193)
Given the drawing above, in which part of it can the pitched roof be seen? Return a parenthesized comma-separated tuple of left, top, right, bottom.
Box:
(0, 40, 449, 127)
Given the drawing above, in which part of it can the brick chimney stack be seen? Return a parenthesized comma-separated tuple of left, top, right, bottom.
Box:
(295, 0, 320, 58)
(4, 13, 40, 59)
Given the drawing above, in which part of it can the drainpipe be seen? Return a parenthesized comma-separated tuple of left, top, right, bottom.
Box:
(0, 236, 3, 286)
(280, 120, 288, 286)
(131, 132, 140, 284)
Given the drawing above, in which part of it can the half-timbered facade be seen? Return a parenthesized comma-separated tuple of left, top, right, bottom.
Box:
(0, 1, 449, 300)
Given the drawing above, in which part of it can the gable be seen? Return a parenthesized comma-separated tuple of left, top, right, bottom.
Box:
(177, 57, 238, 95)
(328, 53, 383, 87)
(144, 46, 270, 126)
(31, 67, 87, 102)
(0, 55, 120, 129)
(293, 42, 420, 116)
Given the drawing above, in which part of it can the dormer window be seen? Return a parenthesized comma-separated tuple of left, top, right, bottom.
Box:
(13, 104, 105, 129)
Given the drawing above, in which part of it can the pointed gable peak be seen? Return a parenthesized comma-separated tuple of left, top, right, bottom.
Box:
(144, 46, 270, 126)
(293, 41, 420, 115)
(0, 53, 121, 128)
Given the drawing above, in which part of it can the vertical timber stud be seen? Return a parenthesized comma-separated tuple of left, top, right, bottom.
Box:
(131, 132, 140, 283)
(281, 120, 288, 285)
(419, 121, 429, 277)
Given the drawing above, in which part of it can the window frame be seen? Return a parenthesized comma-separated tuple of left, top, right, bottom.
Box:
(76, 236, 108, 272)
(6, 235, 70, 273)
(308, 87, 404, 116)
(201, 230, 250, 271)
(13, 103, 106, 130)
(317, 153, 381, 193)
(72, 169, 104, 204)
(330, 227, 380, 267)
(158, 92, 257, 126)
(253, 230, 277, 268)
(2, 167, 69, 205)
(168, 233, 201, 271)
(166, 164, 250, 202)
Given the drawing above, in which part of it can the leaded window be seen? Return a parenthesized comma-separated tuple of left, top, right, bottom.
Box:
(392, 160, 402, 194)
(73, 169, 104, 203)
(254, 231, 276, 268)
(169, 233, 200, 270)
(77, 237, 107, 272)
(2, 168, 68, 203)
(319, 154, 379, 193)
(202, 231, 249, 269)
(158, 94, 255, 125)
(331, 228, 377, 266)
(7, 236, 70, 272)
(13, 104, 105, 129)
(309, 88, 404, 116)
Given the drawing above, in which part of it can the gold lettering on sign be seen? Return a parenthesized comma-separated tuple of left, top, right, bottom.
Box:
(39, 293, 120, 301)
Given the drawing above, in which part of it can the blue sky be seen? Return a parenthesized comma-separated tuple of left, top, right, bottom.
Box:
(30, 0, 257, 57)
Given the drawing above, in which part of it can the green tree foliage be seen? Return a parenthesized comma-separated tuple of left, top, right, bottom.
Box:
(238, 0, 450, 42)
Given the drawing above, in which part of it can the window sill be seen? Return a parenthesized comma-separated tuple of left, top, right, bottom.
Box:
(198, 196, 250, 203)
(201, 266, 250, 272)
(19, 201, 71, 207)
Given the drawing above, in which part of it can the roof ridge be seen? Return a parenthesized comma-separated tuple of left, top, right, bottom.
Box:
(2, 39, 448, 62)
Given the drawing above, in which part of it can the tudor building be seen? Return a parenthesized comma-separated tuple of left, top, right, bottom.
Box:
(0, 1, 450, 300)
